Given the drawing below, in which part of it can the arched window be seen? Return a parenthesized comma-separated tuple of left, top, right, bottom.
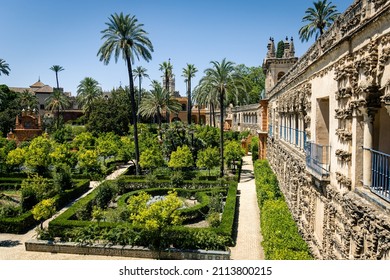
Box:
(277, 72, 285, 80)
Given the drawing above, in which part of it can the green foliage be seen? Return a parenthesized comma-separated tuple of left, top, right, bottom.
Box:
(0, 203, 22, 218)
(31, 198, 56, 228)
(96, 132, 120, 166)
(86, 89, 131, 136)
(46, 174, 238, 251)
(24, 136, 54, 175)
(224, 141, 244, 171)
(52, 164, 73, 191)
(276, 40, 285, 58)
(196, 147, 220, 176)
(0, 85, 20, 137)
(73, 132, 95, 149)
(76, 148, 100, 175)
(233, 64, 265, 104)
(139, 147, 165, 172)
(127, 190, 183, 252)
(118, 136, 135, 162)
(251, 137, 259, 162)
(254, 160, 281, 208)
(0, 137, 16, 172)
(207, 212, 221, 228)
(92, 206, 105, 223)
(51, 125, 73, 143)
(21, 174, 57, 210)
(161, 122, 202, 160)
(170, 171, 184, 188)
(195, 125, 219, 147)
(254, 159, 312, 260)
(49, 142, 75, 168)
(93, 181, 116, 209)
(6, 147, 26, 171)
(168, 145, 194, 170)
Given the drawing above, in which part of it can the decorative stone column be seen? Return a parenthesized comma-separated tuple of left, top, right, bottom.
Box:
(362, 110, 375, 188)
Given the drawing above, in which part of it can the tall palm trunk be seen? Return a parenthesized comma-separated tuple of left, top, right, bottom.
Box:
(55, 73, 59, 89)
(125, 51, 140, 175)
(137, 76, 142, 122)
(211, 102, 216, 127)
(187, 78, 192, 125)
(198, 105, 201, 125)
(219, 90, 225, 178)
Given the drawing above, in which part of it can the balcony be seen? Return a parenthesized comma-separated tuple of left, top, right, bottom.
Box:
(305, 141, 330, 178)
(363, 148, 390, 203)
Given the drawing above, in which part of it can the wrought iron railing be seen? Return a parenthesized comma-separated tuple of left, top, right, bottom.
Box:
(363, 147, 390, 203)
(305, 141, 330, 177)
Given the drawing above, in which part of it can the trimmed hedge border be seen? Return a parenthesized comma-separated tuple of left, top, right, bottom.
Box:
(48, 181, 238, 251)
(0, 179, 90, 234)
(254, 160, 312, 260)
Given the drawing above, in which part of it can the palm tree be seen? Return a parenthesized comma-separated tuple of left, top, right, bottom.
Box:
(133, 66, 149, 122)
(193, 80, 218, 127)
(97, 12, 153, 175)
(50, 65, 65, 89)
(0, 59, 10, 76)
(159, 60, 173, 122)
(76, 77, 103, 118)
(201, 58, 240, 177)
(19, 90, 39, 111)
(182, 64, 198, 125)
(45, 89, 70, 129)
(299, 0, 340, 42)
(138, 82, 181, 130)
(159, 60, 173, 92)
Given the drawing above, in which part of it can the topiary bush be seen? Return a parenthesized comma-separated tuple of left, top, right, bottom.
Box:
(254, 159, 312, 260)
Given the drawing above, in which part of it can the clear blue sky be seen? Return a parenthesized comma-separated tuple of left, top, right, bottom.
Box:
(0, 0, 351, 96)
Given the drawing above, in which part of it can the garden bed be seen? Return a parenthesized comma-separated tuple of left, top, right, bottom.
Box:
(47, 179, 237, 254)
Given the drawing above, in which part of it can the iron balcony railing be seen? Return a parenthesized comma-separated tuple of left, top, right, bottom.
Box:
(305, 141, 330, 177)
(363, 147, 390, 203)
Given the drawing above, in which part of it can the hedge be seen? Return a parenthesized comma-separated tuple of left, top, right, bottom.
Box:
(254, 160, 312, 260)
(0, 179, 90, 234)
(48, 181, 238, 250)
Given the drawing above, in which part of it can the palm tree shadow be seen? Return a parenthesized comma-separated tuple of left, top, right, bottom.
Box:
(0, 240, 21, 247)
(240, 169, 255, 182)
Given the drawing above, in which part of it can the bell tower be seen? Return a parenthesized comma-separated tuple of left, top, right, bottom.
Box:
(263, 37, 298, 94)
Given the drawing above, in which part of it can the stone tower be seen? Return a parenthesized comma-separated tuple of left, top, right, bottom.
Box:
(263, 37, 298, 93)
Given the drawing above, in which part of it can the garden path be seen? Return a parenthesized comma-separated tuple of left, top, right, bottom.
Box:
(0, 163, 144, 260)
(229, 155, 265, 260)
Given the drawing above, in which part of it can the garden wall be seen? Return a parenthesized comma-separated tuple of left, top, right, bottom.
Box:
(25, 239, 230, 260)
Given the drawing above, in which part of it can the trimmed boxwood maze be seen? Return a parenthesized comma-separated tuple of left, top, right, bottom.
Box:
(254, 159, 312, 260)
(48, 179, 237, 251)
(0, 179, 90, 233)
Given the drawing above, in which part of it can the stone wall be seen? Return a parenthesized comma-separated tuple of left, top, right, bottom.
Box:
(266, 0, 390, 260)
(25, 240, 230, 260)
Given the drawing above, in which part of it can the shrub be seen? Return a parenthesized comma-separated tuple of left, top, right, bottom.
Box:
(93, 181, 116, 209)
(170, 171, 184, 188)
(254, 159, 312, 260)
(52, 164, 73, 191)
(207, 212, 221, 228)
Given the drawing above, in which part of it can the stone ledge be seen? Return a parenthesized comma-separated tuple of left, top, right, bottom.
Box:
(25, 240, 230, 260)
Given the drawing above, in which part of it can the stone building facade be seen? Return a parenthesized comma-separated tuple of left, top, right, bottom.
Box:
(265, 0, 390, 260)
